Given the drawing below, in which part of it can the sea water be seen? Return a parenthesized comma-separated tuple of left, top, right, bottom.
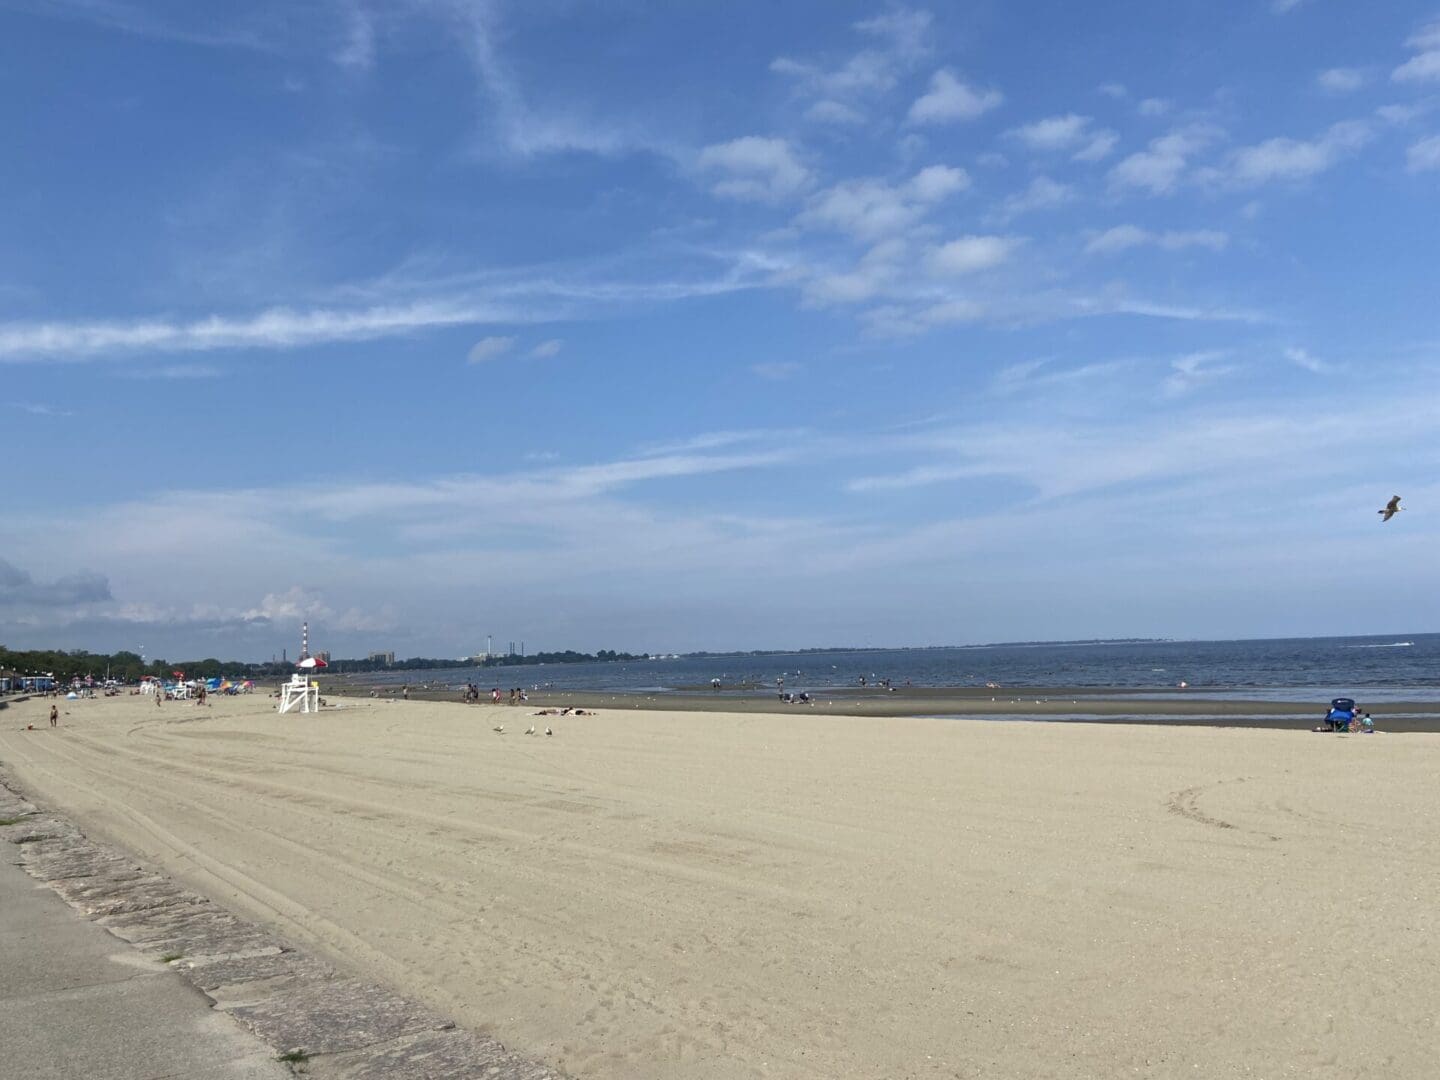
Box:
(362, 633, 1440, 699)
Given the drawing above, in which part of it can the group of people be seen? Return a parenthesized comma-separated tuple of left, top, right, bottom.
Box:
(1318, 698, 1375, 733)
(460, 684, 530, 705)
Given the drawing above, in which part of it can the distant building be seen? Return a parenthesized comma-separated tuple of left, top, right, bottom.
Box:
(317, 651, 331, 663)
(368, 651, 395, 666)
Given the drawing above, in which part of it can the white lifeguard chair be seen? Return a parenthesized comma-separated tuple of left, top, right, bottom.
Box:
(279, 674, 319, 714)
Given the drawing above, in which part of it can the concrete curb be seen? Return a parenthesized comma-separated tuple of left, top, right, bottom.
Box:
(1, 768, 570, 1079)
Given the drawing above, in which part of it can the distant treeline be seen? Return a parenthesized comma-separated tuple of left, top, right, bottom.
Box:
(0, 646, 648, 684)
(0, 647, 290, 683)
(335, 649, 647, 674)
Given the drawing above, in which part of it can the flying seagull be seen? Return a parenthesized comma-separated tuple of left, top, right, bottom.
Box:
(1379, 495, 1402, 522)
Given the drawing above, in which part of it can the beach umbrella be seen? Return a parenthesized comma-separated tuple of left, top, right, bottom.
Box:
(295, 656, 328, 669)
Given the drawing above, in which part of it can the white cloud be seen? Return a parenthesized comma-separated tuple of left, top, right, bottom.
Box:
(333, 0, 376, 70)
(1204, 120, 1372, 186)
(852, 7, 933, 58)
(0, 300, 514, 363)
(1406, 133, 1440, 171)
(929, 235, 1021, 275)
(467, 335, 516, 363)
(860, 298, 986, 336)
(907, 69, 1003, 125)
(1086, 225, 1229, 254)
(529, 338, 564, 359)
(772, 6, 932, 125)
(1162, 351, 1236, 398)
(1376, 102, 1431, 125)
(1007, 113, 1118, 162)
(120, 363, 223, 379)
(797, 167, 968, 242)
(1009, 113, 1089, 149)
(802, 239, 906, 306)
(1097, 82, 1128, 99)
(436, 2, 677, 160)
(1272, 0, 1309, 12)
(697, 136, 811, 202)
(994, 176, 1075, 220)
(1394, 21, 1440, 82)
(1284, 346, 1339, 373)
(805, 100, 866, 124)
(1074, 130, 1119, 162)
(1317, 67, 1367, 93)
(1108, 124, 1222, 194)
(1137, 97, 1172, 117)
(907, 164, 971, 201)
(752, 361, 803, 380)
(9, 402, 74, 417)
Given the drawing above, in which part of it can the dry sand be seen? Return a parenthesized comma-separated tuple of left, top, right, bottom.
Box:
(3, 692, 1438, 1078)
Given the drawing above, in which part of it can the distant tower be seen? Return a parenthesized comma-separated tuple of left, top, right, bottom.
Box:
(301, 622, 309, 661)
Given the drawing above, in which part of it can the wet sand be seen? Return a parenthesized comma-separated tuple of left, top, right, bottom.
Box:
(3, 692, 1438, 1078)
(326, 680, 1440, 730)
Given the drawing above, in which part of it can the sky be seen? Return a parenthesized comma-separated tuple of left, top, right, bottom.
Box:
(2, 0, 1439, 662)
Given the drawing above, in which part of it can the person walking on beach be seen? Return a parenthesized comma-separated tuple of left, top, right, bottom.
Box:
(402, 685, 409, 701)
(49, 704, 58, 727)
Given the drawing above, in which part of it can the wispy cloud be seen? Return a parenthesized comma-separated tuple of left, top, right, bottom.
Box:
(992, 176, 1075, 221)
(467, 335, 517, 363)
(1162, 350, 1235, 397)
(1284, 346, 1340, 373)
(1393, 20, 1440, 83)
(1198, 120, 1373, 187)
(529, 338, 563, 359)
(752, 360, 802, 380)
(1407, 134, 1440, 172)
(1006, 114, 1117, 161)
(772, 5, 932, 124)
(3, 0, 274, 50)
(1086, 225, 1229, 255)
(0, 299, 517, 363)
(9, 401, 75, 416)
(1317, 67, 1367, 93)
(426, 0, 680, 160)
(118, 363, 224, 379)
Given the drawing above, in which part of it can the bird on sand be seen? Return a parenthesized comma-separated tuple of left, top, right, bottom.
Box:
(524, 725, 535, 735)
(545, 726, 553, 736)
(493, 724, 504, 733)
(1379, 495, 1402, 522)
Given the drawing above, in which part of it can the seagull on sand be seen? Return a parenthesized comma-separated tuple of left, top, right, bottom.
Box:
(1379, 495, 1403, 522)
(545, 726, 553, 736)
(524, 725, 536, 735)
(493, 724, 504, 734)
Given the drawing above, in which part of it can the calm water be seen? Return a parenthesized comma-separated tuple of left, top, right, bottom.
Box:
(359, 633, 1440, 700)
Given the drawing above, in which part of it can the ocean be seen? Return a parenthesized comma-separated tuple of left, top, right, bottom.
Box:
(356, 633, 1440, 701)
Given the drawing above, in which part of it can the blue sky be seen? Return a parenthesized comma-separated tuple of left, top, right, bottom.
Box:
(3, 0, 1439, 661)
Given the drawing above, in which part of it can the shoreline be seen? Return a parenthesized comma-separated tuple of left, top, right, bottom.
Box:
(3, 692, 1437, 1078)
(318, 680, 1440, 731)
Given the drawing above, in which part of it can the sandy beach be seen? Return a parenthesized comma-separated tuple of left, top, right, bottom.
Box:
(3, 692, 1438, 1078)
